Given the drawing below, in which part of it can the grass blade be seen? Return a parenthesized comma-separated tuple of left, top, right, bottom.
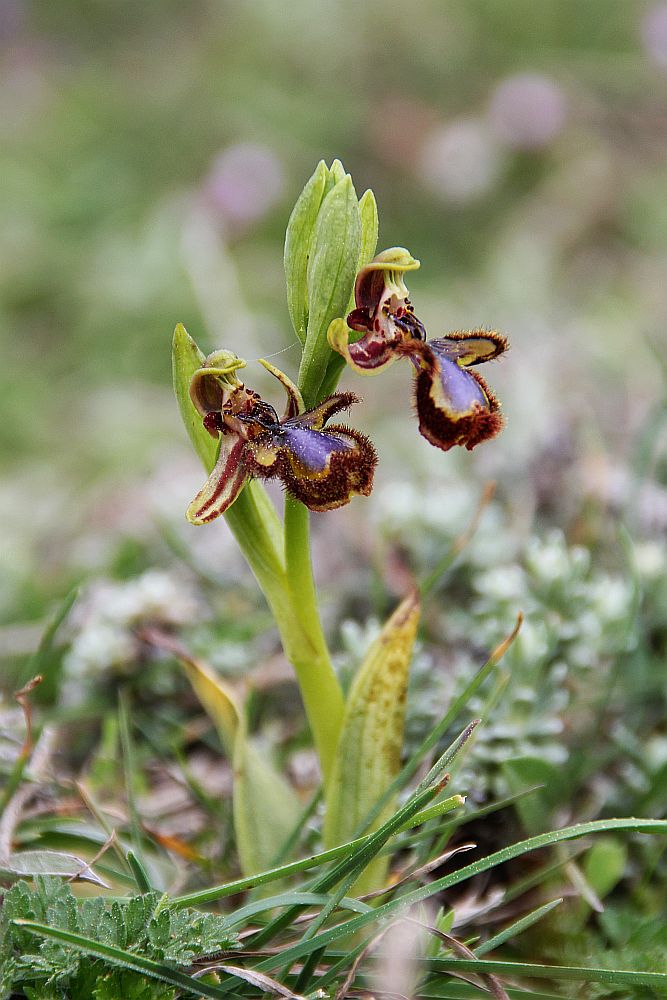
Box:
(474, 899, 564, 956)
(251, 818, 667, 974)
(226, 890, 372, 928)
(173, 747, 464, 913)
(425, 957, 667, 989)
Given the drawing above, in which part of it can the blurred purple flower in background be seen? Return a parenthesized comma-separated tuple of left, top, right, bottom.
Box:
(641, 3, 667, 70)
(368, 95, 439, 170)
(203, 141, 285, 233)
(489, 72, 567, 150)
(416, 117, 503, 204)
(0, 0, 24, 43)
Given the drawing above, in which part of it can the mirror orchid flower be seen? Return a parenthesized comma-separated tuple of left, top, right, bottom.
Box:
(328, 248, 508, 452)
(186, 351, 376, 524)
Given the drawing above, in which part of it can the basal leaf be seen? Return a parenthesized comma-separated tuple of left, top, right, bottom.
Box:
(324, 591, 421, 893)
(178, 651, 300, 876)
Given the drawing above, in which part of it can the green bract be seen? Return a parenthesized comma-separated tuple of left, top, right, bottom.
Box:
(298, 172, 361, 405)
(283, 159, 328, 346)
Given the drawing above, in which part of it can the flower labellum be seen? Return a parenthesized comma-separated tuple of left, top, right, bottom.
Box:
(187, 354, 376, 524)
(328, 248, 508, 452)
(407, 331, 506, 451)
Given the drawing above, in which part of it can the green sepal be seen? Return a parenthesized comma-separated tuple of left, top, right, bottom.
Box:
(283, 160, 328, 345)
(357, 188, 380, 277)
(298, 173, 361, 405)
(171, 323, 217, 472)
(323, 592, 421, 893)
(172, 324, 285, 587)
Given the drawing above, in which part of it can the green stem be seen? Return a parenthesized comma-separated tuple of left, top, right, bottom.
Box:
(174, 327, 342, 784)
(283, 497, 345, 783)
(225, 485, 343, 785)
(225, 481, 285, 580)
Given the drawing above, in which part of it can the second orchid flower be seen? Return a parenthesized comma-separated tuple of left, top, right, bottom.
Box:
(328, 248, 509, 452)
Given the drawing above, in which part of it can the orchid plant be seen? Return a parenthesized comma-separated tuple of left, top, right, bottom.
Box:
(172, 160, 509, 885)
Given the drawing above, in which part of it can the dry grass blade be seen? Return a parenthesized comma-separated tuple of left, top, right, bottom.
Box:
(68, 830, 117, 885)
(14, 675, 43, 757)
(0, 726, 57, 859)
(194, 963, 310, 998)
(404, 917, 510, 1000)
(360, 843, 477, 901)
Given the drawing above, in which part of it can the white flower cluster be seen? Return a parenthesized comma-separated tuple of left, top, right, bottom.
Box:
(375, 481, 643, 796)
(63, 570, 202, 689)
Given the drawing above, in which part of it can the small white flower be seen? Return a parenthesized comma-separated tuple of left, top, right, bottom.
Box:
(633, 541, 667, 580)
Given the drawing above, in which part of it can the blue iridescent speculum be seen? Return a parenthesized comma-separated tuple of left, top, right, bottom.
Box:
(328, 249, 509, 451)
(186, 353, 377, 524)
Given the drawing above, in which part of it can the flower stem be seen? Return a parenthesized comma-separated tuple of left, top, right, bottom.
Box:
(225, 481, 285, 581)
(226, 486, 343, 785)
(283, 496, 344, 783)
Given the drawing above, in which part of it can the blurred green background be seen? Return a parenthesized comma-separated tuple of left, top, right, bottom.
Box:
(2, 0, 667, 629)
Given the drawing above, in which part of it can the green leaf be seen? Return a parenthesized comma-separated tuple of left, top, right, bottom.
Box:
(248, 745, 453, 950)
(22, 586, 78, 699)
(283, 160, 328, 345)
(93, 970, 176, 1000)
(173, 788, 463, 916)
(225, 890, 372, 928)
(13, 922, 233, 1000)
(425, 956, 667, 991)
(475, 898, 564, 957)
(567, 835, 629, 930)
(637, 758, 667, 815)
(583, 836, 627, 900)
(298, 173, 361, 405)
(4, 877, 236, 999)
(171, 323, 217, 472)
(233, 736, 302, 878)
(178, 652, 241, 757)
(360, 615, 522, 836)
(324, 592, 421, 893)
(178, 650, 300, 876)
